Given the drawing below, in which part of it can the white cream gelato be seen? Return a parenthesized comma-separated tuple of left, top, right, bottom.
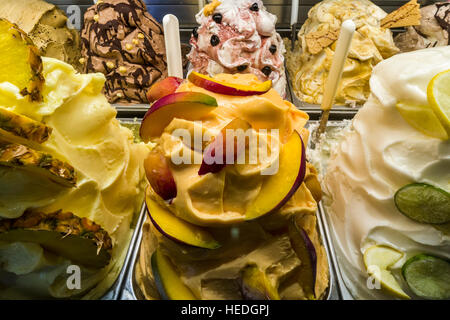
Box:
(322, 47, 450, 299)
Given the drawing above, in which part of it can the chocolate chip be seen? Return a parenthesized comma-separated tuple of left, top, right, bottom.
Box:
(192, 27, 199, 39)
(262, 66, 272, 77)
(237, 65, 248, 71)
(269, 45, 277, 54)
(213, 13, 223, 24)
(250, 3, 259, 12)
(211, 35, 220, 46)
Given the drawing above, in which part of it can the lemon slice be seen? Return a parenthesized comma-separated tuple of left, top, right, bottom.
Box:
(363, 245, 410, 299)
(396, 102, 448, 140)
(428, 69, 450, 137)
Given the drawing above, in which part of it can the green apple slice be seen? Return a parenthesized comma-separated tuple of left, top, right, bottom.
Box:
(363, 245, 410, 299)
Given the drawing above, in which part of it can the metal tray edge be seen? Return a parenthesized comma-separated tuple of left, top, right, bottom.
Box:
(100, 202, 147, 300)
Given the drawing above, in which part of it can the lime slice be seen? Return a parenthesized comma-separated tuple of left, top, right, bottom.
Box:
(402, 254, 450, 300)
(363, 245, 410, 299)
(427, 69, 450, 137)
(396, 102, 448, 140)
(395, 183, 450, 224)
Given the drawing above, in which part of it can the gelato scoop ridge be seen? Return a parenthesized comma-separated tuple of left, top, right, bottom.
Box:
(286, 0, 399, 106)
(188, 0, 287, 97)
(0, 0, 82, 72)
(81, 0, 167, 104)
(395, 1, 450, 52)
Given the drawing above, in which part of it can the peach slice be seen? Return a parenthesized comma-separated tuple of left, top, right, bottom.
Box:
(140, 92, 218, 142)
(144, 149, 177, 201)
(240, 264, 280, 300)
(146, 191, 220, 249)
(146, 77, 183, 103)
(245, 131, 306, 220)
(151, 248, 197, 300)
(288, 217, 317, 299)
(188, 71, 272, 96)
(198, 118, 252, 175)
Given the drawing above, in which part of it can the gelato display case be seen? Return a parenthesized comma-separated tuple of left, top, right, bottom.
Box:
(0, 0, 448, 302)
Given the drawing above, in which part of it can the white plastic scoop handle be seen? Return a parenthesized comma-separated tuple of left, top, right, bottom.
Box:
(198, 0, 205, 12)
(163, 14, 184, 79)
(321, 20, 356, 111)
(290, 0, 299, 26)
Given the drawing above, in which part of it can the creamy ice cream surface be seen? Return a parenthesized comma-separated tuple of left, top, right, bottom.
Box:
(395, 2, 450, 52)
(81, 0, 167, 104)
(285, 0, 399, 106)
(0, 58, 149, 299)
(188, 0, 287, 98)
(137, 73, 330, 300)
(0, 0, 82, 72)
(322, 47, 450, 299)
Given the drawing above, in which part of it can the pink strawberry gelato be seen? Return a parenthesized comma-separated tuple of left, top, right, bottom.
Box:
(188, 0, 287, 98)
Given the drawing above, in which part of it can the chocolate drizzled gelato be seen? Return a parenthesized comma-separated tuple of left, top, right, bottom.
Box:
(395, 1, 450, 51)
(81, 0, 167, 104)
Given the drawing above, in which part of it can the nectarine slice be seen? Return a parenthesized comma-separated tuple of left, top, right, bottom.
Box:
(144, 149, 177, 200)
(140, 92, 218, 142)
(188, 71, 272, 96)
(245, 131, 306, 220)
(240, 264, 280, 300)
(151, 248, 197, 300)
(146, 77, 183, 103)
(146, 191, 220, 249)
(288, 217, 317, 299)
(198, 118, 252, 175)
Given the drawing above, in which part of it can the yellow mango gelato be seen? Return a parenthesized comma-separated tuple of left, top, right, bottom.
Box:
(137, 74, 329, 300)
(285, 0, 399, 106)
(0, 57, 149, 299)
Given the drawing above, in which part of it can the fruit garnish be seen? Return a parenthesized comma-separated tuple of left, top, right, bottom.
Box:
(140, 92, 218, 142)
(245, 131, 306, 220)
(0, 107, 52, 147)
(428, 69, 450, 137)
(402, 254, 450, 300)
(0, 143, 76, 187)
(0, 19, 43, 101)
(144, 148, 177, 201)
(396, 102, 448, 140)
(288, 217, 317, 299)
(198, 118, 252, 175)
(146, 77, 183, 103)
(0, 210, 112, 268)
(394, 183, 450, 224)
(146, 190, 220, 249)
(151, 248, 197, 300)
(363, 245, 410, 299)
(188, 71, 272, 96)
(239, 264, 280, 300)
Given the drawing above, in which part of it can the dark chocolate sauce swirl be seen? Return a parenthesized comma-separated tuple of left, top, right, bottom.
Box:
(81, 0, 167, 104)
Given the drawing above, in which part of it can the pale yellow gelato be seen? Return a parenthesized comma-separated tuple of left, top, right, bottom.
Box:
(285, 0, 399, 106)
(0, 58, 149, 299)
